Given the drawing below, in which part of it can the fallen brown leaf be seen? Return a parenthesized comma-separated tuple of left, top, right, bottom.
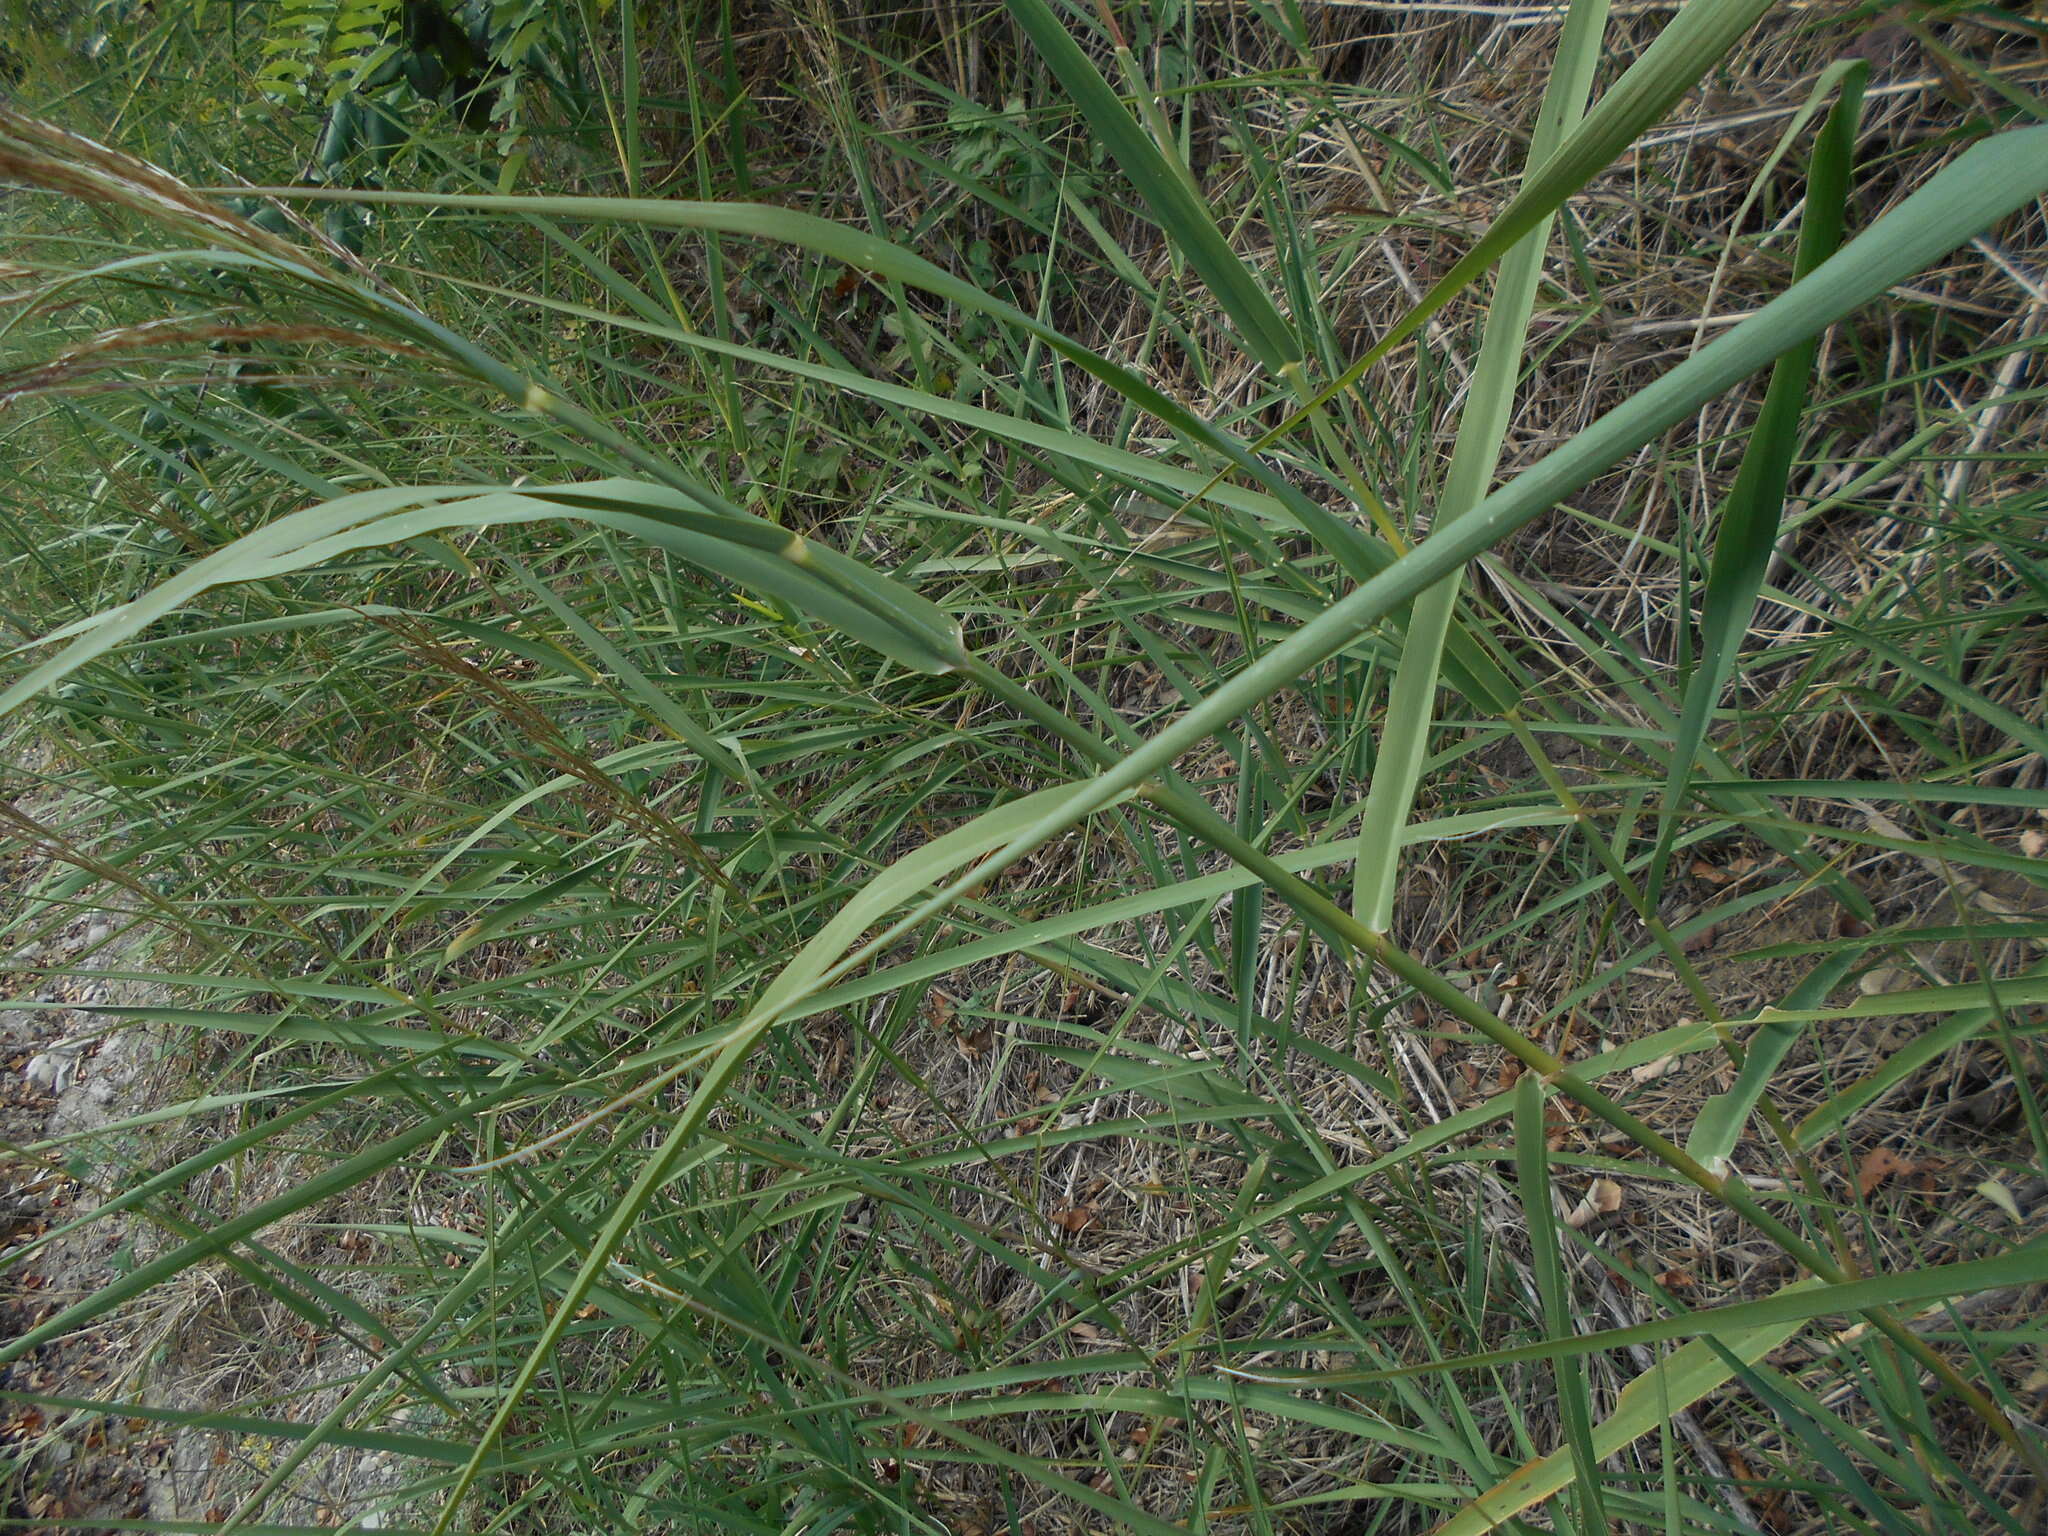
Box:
(1856, 1145, 1918, 1197)
(1565, 1177, 1625, 1229)
(1052, 1205, 1098, 1235)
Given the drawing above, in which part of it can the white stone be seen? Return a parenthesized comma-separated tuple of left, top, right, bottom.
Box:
(25, 1049, 77, 1094)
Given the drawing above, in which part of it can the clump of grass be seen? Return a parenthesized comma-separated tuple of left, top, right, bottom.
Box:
(3, 3, 2047, 1534)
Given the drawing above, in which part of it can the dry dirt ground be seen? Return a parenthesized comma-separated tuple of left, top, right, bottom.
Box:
(2, 743, 418, 1531)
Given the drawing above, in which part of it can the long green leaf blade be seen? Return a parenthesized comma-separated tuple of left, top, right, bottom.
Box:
(1352, 0, 1608, 930)
(1650, 63, 1869, 903)
(1003, 0, 1301, 372)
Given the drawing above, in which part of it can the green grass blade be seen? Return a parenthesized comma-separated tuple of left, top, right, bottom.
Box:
(5, 29, 2045, 1533)
(1431, 1286, 1820, 1536)
(187, 183, 1369, 559)
(1351, 0, 1608, 930)
(1515, 1073, 1611, 1535)
(0, 479, 970, 721)
(1002, 0, 1300, 373)
(1648, 63, 1868, 903)
(424, 782, 1110, 1529)
(1706, 1347, 1927, 1536)
(1794, 957, 2048, 1148)
(1241, 1239, 2048, 1387)
(1685, 953, 1856, 1177)
(0, 1081, 525, 1367)
(1337, 0, 1779, 383)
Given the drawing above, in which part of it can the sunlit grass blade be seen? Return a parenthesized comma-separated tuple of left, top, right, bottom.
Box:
(1351, 0, 1608, 931)
(1238, 1239, 2048, 1388)
(1429, 1289, 1817, 1536)
(1282, 0, 1780, 418)
(0, 479, 969, 721)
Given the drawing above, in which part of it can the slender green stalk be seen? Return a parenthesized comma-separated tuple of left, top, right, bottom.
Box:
(1647, 63, 1868, 909)
(1351, 0, 1610, 931)
(1516, 1074, 1610, 1535)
